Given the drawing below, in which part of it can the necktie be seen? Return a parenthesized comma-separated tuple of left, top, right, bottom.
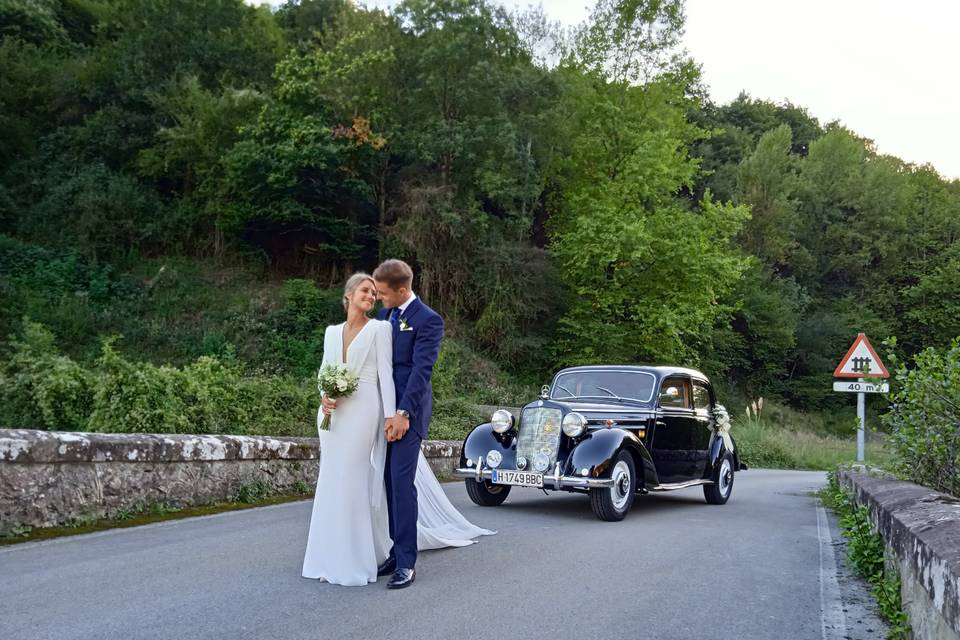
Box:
(390, 307, 401, 330)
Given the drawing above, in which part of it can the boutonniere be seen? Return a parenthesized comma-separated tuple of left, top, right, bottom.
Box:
(399, 318, 414, 332)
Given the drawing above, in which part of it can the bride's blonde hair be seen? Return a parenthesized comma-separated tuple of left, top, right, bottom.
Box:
(342, 272, 377, 312)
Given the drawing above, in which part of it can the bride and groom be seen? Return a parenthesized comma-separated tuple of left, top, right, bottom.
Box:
(301, 259, 493, 588)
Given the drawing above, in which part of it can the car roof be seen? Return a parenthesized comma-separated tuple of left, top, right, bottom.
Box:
(555, 364, 710, 382)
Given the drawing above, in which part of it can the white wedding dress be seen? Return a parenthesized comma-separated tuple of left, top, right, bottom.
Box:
(301, 320, 494, 586)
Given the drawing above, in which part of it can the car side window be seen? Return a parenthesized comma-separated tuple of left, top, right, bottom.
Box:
(659, 377, 691, 409)
(692, 382, 712, 414)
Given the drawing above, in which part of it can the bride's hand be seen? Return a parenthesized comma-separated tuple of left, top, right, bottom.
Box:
(321, 396, 337, 415)
(384, 417, 395, 442)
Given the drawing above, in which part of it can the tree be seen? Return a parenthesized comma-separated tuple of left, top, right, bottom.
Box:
(548, 1, 749, 365)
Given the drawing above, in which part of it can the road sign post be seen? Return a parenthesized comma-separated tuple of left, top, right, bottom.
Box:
(856, 379, 865, 462)
(832, 334, 889, 463)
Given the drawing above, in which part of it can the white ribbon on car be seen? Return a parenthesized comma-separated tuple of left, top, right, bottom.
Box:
(712, 403, 734, 452)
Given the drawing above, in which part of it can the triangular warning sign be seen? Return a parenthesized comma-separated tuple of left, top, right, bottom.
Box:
(834, 333, 889, 379)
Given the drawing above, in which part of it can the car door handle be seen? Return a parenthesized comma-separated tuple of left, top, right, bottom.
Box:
(655, 420, 666, 427)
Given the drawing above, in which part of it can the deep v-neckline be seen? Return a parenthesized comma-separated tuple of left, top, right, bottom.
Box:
(341, 320, 371, 364)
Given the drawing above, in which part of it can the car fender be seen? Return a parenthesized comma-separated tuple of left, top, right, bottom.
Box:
(459, 423, 517, 469)
(709, 434, 746, 472)
(567, 428, 658, 488)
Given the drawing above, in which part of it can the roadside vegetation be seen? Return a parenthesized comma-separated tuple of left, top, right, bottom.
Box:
(819, 473, 910, 640)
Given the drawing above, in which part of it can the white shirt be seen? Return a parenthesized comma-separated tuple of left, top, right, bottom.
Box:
(396, 292, 417, 316)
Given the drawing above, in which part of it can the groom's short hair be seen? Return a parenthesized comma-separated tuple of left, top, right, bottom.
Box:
(373, 259, 414, 290)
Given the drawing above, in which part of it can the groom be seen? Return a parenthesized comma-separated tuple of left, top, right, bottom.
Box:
(372, 258, 444, 589)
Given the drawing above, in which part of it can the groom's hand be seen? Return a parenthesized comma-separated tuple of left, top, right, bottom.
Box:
(321, 396, 337, 415)
(392, 413, 410, 440)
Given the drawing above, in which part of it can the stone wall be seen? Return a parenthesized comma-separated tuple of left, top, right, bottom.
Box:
(0, 430, 463, 530)
(838, 467, 960, 640)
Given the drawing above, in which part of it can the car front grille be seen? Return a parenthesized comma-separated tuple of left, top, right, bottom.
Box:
(516, 407, 563, 471)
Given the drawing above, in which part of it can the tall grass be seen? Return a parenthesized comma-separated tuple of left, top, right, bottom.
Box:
(733, 401, 894, 471)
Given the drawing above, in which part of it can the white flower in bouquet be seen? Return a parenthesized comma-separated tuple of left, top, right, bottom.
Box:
(317, 364, 360, 431)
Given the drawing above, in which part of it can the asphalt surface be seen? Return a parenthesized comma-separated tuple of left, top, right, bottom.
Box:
(0, 469, 884, 640)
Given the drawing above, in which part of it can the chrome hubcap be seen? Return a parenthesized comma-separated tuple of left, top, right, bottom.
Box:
(719, 460, 732, 496)
(611, 461, 631, 510)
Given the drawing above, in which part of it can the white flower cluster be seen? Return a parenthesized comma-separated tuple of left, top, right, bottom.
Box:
(317, 365, 359, 400)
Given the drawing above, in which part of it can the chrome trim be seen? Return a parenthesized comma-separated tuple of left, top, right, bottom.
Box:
(475, 456, 483, 482)
(649, 479, 714, 491)
(576, 408, 654, 414)
(453, 468, 615, 489)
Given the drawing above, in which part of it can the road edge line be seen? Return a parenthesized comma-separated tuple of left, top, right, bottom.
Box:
(817, 505, 848, 640)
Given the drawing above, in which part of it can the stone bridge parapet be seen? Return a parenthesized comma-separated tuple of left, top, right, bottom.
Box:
(0, 430, 463, 530)
(838, 467, 960, 640)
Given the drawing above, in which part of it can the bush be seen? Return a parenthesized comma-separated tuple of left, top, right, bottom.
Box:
(88, 337, 316, 436)
(0, 322, 316, 437)
(265, 279, 343, 377)
(0, 321, 94, 430)
(19, 164, 165, 263)
(432, 337, 534, 406)
(882, 338, 960, 497)
(429, 397, 488, 441)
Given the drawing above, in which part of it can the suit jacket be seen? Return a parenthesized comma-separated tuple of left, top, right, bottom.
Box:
(378, 297, 444, 439)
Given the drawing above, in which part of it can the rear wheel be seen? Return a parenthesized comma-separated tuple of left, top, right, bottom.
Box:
(465, 478, 511, 506)
(704, 453, 734, 505)
(589, 451, 636, 521)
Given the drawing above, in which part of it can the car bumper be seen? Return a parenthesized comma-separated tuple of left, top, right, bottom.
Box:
(452, 467, 615, 489)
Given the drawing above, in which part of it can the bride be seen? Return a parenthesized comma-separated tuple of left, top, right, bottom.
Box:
(301, 272, 493, 586)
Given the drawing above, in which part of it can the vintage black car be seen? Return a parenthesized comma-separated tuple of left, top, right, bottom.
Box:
(453, 365, 745, 521)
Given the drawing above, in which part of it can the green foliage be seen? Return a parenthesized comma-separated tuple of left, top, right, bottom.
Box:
(232, 479, 275, 504)
(265, 279, 343, 377)
(731, 401, 893, 470)
(882, 337, 960, 497)
(0, 321, 315, 437)
(0, 321, 94, 430)
(432, 338, 534, 406)
(428, 397, 488, 441)
(0, 0, 68, 45)
(18, 164, 166, 262)
(111, 501, 181, 521)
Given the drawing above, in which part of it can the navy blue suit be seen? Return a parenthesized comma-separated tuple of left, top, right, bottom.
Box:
(378, 297, 444, 569)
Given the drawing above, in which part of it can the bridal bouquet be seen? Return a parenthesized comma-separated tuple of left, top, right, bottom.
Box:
(317, 364, 360, 431)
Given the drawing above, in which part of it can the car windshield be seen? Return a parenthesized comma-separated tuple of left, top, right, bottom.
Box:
(551, 370, 656, 403)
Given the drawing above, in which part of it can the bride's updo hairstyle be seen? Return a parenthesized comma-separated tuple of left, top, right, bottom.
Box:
(342, 272, 377, 313)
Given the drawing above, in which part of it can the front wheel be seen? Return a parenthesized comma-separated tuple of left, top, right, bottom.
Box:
(704, 453, 734, 505)
(465, 478, 511, 506)
(589, 451, 636, 521)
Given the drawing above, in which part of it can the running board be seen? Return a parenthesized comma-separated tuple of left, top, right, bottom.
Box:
(649, 479, 714, 491)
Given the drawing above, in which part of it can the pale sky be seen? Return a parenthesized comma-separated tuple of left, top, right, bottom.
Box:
(356, 0, 960, 180)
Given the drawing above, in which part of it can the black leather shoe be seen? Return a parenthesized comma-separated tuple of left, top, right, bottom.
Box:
(386, 568, 415, 589)
(377, 557, 396, 577)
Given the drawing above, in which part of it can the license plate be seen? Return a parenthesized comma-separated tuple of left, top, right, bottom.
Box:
(491, 469, 543, 487)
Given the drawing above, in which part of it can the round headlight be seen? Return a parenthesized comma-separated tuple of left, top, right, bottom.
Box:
(491, 409, 514, 434)
(562, 412, 587, 437)
(486, 450, 503, 468)
(533, 452, 550, 472)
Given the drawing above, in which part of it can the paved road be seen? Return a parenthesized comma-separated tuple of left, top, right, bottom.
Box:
(1, 469, 880, 640)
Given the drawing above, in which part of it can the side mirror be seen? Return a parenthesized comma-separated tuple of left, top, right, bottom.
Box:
(540, 384, 550, 399)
